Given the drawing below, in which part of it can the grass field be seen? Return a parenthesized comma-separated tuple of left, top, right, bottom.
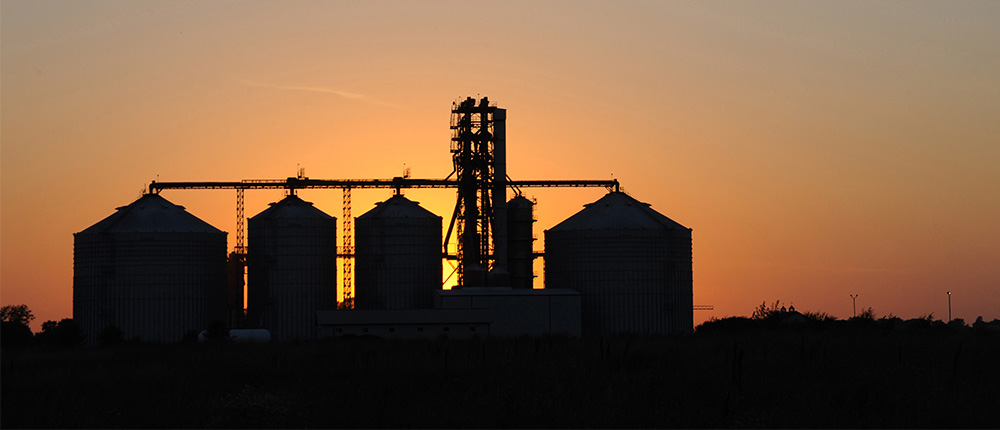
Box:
(3, 324, 999, 428)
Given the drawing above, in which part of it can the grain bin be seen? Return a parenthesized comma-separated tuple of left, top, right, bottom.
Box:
(73, 193, 228, 345)
(507, 196, 535, 289)
(544, 192, 692, 335)
(355, 194, 442, 309)
(247, 194, 337, 341)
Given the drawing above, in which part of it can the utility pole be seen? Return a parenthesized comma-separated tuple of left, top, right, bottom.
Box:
(850, 294, 859, 318)
(947, 291, 952, 322)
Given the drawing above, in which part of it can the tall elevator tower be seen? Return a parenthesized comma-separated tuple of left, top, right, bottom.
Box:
(450, 97, 507, 287)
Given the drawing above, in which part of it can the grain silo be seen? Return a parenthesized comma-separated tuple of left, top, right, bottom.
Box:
(247, 194, 337, 341)
(73, 193, 228, 345)
(507, 196, 535, 289)
(355, 194, 442, 309)
(544, 192, 692, 335)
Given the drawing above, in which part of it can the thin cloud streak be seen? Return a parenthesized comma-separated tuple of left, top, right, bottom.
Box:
(241, 80, 400, 108)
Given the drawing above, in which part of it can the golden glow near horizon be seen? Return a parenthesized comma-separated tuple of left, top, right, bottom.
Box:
(2, 1, 999, 330)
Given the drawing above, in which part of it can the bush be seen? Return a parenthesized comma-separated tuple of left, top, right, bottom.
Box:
(0, 304, 35, 347)
(36, 319, 84, 347)
(1, 321, 34, 347)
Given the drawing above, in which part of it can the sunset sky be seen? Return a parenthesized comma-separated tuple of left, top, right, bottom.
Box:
(3, 1, 998, 331)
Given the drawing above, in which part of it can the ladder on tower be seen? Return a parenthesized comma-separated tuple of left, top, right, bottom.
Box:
(341, 187, 353, 308)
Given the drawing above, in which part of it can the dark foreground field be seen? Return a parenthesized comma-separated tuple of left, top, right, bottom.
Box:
(3, 327, 999, 428)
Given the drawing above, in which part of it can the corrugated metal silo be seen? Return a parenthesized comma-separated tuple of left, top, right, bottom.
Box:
(544, 192, 693, 335)
(507, 196, 535, 289)
(247, 194, 337, 341)
(355, 194, 442, 309)
(73, 193, 228, 345)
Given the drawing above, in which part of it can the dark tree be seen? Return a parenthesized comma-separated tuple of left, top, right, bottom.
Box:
(751, 300, 784, 320)
(36, 318, 84, 347)
(856, 306, 876, 320)
(1, 321, 34, 347)
(1, 304, 36, 347)
(0, 304, 34, 326)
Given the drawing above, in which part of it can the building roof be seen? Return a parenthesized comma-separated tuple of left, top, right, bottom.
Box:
(77, 193, 224, 235)
(547, 192, 688, 232)
(357, 194, 439, 220)
(250, 194, 334, 221)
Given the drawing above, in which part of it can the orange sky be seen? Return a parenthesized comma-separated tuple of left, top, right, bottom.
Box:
(3, 1, 999, 331)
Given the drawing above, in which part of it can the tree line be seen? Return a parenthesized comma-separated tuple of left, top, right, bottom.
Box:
(4, 301, 998, 349)
(697, 299, 1000, 334)
(0, 304, 83, 348)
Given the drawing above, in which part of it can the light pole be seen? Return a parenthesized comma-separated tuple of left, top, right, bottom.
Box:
(947, 291, 952, 322)
(850, 294, 859, 318)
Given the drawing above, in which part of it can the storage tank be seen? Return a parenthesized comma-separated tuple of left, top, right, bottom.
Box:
(544, 192, 692, 335)
(73, 193, 228, 345)
(355, 194, 442, 309)
(507, 196, 535, 289)
(247, 194, 337, 341)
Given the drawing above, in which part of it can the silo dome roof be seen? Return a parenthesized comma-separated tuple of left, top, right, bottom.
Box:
(508, 195, 534, 207)
(78, 193, 223, 234)
(251, 194, 334, 220)
(358, 195, 439, 219)
(547, 192, 688, 231)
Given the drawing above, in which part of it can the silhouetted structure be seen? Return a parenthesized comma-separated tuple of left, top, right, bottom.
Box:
(450, 97, 504, 287)
(507, 195, 536, 289)
(355, 194, 442, 310)
(247, 194, 337, 341)
(73, 194, 228, 345)
(149, 141, 613, 302)
(318, 288, 582, 338)
(545, 192, 693, 335)
(124, 96, 701, 340)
